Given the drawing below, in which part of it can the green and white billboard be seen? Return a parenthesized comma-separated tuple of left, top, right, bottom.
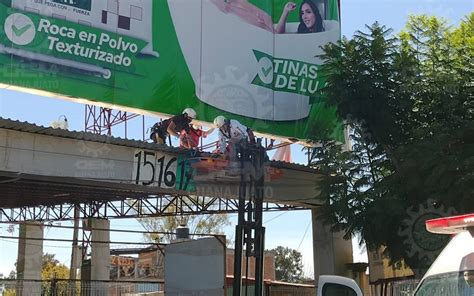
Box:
(0, 0, 342, 142)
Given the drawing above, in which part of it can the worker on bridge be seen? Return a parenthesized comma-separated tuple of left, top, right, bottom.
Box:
(179, 124, 215, 149)
(150, 108, 197, 145)
(213, 115, 256, 154)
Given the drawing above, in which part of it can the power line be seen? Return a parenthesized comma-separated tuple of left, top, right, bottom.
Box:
(2, 221, 219, 237)
(0, 237, 155, 249)
(297, 218, 312, 252)
(0, 238, 71, 249)
(264, 211, 288, 224)
(0, 235, 164, 246)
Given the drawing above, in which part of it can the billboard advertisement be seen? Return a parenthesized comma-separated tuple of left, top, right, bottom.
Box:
(0, 0, 342, 142)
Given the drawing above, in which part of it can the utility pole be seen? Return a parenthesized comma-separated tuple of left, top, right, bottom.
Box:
(233, 140, 266, 296)
(69, 205, 80, 294)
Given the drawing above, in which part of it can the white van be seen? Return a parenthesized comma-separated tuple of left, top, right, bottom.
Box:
(318, 275, 363, 296)
(414, 213, 474, 296)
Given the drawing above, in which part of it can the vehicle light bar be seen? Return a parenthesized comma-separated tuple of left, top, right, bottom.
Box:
(426, 213, 474, 234)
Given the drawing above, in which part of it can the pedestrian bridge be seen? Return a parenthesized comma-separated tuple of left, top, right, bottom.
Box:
(0, 118, 354, 285)
(0, 118, 323, 213)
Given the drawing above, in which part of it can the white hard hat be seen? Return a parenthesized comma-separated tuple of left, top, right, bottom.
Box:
(213, 116, 226, 128)
(183, 108, 197, 119)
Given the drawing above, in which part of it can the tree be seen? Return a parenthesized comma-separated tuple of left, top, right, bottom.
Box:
(271, 246, 304, 283)
(42, 253, 59, 269)
(312, 13, 473, 276)
(39, 253, 70, 296)
(137, 199, 230, 243)
(41, 253, 69, 280)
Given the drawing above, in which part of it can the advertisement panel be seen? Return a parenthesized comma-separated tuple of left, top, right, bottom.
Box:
(0, 0, 342, 141)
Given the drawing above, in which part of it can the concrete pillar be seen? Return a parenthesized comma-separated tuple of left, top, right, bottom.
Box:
(69, 205, 81, 281)
(17, 222, 43, 296)
(90, 218, 110, 280)
(312, 208, 353, 281)
(89, 218, 110, 295)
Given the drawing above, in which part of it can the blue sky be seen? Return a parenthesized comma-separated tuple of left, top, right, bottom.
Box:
(0, 0, 472, 277)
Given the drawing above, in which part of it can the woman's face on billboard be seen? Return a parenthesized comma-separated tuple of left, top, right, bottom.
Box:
(465, 270, 474, 287)
(301, 3, 316, 29)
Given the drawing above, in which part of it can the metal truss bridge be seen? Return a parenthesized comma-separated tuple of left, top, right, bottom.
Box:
(0, 118, 320, 222)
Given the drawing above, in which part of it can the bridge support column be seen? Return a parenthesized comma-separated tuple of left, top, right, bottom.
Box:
(17, 222, 43, 296)
(312, 208, 353, 282)
(90, 218, 110, 294)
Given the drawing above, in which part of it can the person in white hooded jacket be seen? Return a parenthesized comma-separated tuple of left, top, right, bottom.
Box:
(213, 115, 255, 154)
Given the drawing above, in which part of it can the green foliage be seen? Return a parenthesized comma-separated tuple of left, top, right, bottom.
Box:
(272, 246, 304, 283)
(41, 253, 69, 280)
(42, 253, 59, 269)
(313, 13, 473, 276)
(3, 289, 16, 296)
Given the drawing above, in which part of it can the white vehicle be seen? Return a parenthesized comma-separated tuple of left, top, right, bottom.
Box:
(414, 213, 474, 296)
(0, 272, 4, 295)
(317, 275, 363, 296)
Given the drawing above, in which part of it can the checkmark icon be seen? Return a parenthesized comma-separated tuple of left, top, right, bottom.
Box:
(12, 23, 32, 37)
(5, 13, 36, 46)
(256, 56, 273, 85)
(261, 65, 272, 77)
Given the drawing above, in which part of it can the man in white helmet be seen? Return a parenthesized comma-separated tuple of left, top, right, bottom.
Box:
(213, 115, 255, 154)
(151, 108, 197, 145)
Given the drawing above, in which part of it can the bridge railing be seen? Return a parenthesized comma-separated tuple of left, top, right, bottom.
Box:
(0, 279, 163, 296)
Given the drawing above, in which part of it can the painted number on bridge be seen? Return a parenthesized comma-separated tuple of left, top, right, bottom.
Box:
(132, 150, 193, 190)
